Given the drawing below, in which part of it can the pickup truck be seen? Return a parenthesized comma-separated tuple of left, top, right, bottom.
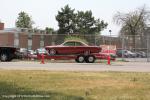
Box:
(0, 46, 18, 62)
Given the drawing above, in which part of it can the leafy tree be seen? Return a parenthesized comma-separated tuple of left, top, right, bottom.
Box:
(113, 5, 150, 49)
(56, 5, 76, 34)
(45, 27, 54, 34)
(16, 11, 34, 28)
(76, 11, 107, 34)
(56, 5, 108, 35)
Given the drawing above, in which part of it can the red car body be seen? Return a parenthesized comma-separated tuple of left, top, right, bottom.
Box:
(45, 41, 101, 55)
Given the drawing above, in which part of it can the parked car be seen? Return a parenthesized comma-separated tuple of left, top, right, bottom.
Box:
(27, 50, 37, 60)
(16, 48, 28, 59)
(135, 51, 146, 58)
(35, 48, 47, 55)
(45, 40, 102, 56)
(116, 50, 136, 58)
(16, 48, 38, 59)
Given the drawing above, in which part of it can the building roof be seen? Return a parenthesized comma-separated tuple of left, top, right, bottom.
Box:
(0, 28, 20, 33)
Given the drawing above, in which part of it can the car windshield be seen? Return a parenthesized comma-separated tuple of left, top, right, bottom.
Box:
(128, 51, 133, 53)
(36, 48, 47, 54)
(19, 48, 27, 53)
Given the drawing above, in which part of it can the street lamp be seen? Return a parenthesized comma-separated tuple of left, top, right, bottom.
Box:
(109, 30, 112, 43)
(109, 29, 112, 45)
(109, 30, 112, 55)
(109, 30, 112, 33)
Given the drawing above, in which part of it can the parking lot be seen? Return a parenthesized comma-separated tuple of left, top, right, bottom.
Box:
(0, 61, 150, 72)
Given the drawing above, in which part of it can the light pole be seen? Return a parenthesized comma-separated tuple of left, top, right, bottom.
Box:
(109, 30, 112, 45)
(109, 30, 112, 56)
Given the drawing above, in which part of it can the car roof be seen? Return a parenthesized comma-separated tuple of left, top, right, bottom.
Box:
(63, 40, 88, 46)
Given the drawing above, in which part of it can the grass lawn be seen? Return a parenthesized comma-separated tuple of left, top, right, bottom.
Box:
(0, 70, 150, 100)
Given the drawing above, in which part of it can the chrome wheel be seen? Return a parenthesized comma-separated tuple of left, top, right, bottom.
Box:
(85, 55, 95, 63)
(78, 56, 84, 62)
(76, 55, 85, 63)
(49, 49, 56, 55)
(0, 53, 8, 62)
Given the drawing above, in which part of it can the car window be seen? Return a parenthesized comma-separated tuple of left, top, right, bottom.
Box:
(124, 51, 127, 53)
(63, 42, 75, 46)
(128, 51, 132, 53)
(75, 42, 84, 46)
(36, 48, 47, 54)
(117, 50, 122, 53)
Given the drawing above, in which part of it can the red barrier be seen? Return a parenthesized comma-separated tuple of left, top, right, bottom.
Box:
(107, 55, 111, 65)
(41, 54, 45, 64)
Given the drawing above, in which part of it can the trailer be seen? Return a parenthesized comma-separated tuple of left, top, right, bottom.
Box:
(37, 53, 116, 63)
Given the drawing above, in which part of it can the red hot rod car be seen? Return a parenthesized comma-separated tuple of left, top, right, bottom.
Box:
(45, 41, 102, 56)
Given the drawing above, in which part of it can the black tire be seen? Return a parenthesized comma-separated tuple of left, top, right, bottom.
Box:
(7, 57, 13, 61)
(0, 53, 9, 62)
(49, 49, 56, 55)
(85, 55, 96, 63)
(75, 55, 85, 63)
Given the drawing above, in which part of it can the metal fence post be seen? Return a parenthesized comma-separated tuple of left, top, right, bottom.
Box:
(28, 32, 32, 50)
(14, 32, 19, 48)
(147, 36, 150, 62)
(40, 34, 44, 48)
(121, 35, 125, 61)
(94, 34, 96, 46)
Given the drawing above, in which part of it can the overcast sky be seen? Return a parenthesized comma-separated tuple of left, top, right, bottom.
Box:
(0, 0, 150, 35)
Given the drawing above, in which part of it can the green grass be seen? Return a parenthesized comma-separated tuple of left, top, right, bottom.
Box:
(0, 70, 150, 100)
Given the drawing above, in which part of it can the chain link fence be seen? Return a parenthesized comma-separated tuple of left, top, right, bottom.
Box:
(1, 30, 149, 62)
(120, 35, 150, 62)
(13, 33, 150, 62)
(39, 34, 150, 62)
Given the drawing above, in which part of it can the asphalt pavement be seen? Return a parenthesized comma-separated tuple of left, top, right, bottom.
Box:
(0, 61, 150, 72)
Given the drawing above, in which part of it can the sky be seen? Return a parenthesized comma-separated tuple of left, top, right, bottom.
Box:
(0, 0, 150, 35)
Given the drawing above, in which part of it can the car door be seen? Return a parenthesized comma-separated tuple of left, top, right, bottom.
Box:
(73, 42, 85, 54)
(60, 41, 76, 54)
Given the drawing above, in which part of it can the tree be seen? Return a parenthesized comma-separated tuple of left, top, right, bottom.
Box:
(113, 5, 150, 49)
(56, 5, 108, 35)
(16, 11, 34, 28)
(76, 11, 107, 34)
(45, 27, 54, 34)
(56, 5, 76, 34)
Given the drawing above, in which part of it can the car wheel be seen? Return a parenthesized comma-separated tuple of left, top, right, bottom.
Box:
(85, 55, 96, 63)
(75, 55, 85, 63)
(0, 53, 8, 62)
(49, 49, 56, 55)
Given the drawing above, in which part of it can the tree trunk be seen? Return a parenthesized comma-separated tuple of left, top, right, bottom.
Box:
(132, 35, 136, 51)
